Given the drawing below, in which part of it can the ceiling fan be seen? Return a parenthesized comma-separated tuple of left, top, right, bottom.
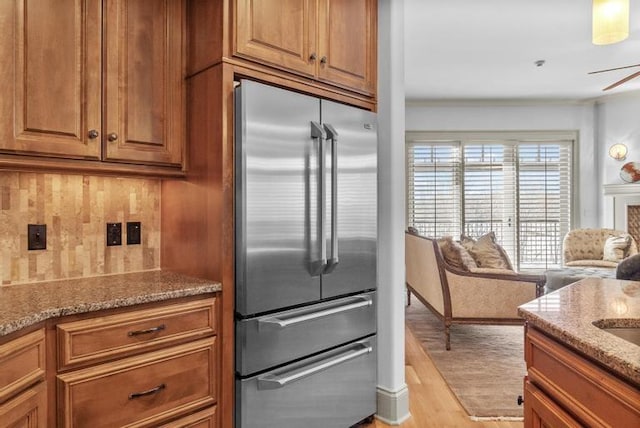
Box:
(588, 63, 640, 91)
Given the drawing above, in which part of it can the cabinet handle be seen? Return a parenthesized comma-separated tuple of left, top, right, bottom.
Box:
(128, 383, 166, 399)
(127, 324, 166, 336)
(88, 129, 99, 139)
(320, 56, 327, 64)
(517, 395, 524, 406)
(107, 132, 118, 142)
(309, 53, 317, 61)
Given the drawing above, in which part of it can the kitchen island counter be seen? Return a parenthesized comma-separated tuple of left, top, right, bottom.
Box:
(0, 270, 221, 336)
(518, 277, 640, 386)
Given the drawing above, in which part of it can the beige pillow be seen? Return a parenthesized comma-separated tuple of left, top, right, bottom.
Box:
(460, 232, 513, 270)
(437, 236, 477, 271)
(603, 234, 631, 262)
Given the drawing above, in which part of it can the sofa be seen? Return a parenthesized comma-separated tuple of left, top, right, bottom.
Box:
(562, 228, 638, 268)
(405, 231, 545, 350)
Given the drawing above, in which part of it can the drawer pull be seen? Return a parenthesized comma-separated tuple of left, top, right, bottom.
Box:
(127, 324, 166, 337)
(128, 383, 166, 399)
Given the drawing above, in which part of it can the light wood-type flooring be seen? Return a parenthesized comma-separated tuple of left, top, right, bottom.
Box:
(366, 326, 523, 428)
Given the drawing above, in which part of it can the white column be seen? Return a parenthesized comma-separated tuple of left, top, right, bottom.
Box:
(376, 0, 409, 424)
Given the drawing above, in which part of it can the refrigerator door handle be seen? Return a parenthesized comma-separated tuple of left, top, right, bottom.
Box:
(323, 123, 339, 273)
(257, 295, 373, 330)
(257, 340, 373, 390)
(310, 121, 327, 276)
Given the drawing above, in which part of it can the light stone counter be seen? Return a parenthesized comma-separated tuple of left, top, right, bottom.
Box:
(0, 270, 221, 337)
(518, 277, 640, 386)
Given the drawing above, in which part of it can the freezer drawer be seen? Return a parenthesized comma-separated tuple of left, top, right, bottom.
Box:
(236, 337, 376, 428)
(236, 292, 376, 375)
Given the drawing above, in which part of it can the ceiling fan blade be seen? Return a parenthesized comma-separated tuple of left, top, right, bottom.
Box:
(589, 63, 640, 75)
(603, 70, 640, 91)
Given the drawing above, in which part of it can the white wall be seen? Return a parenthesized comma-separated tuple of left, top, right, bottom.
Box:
(405, 101, 600, 227)
(596, 91, 640, 227)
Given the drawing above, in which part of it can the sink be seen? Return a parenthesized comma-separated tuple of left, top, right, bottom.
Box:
(593, 319, 640, 347)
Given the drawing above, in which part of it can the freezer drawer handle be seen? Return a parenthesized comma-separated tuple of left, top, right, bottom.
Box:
(257, 341, 373, 390)
(258, 296, 373, 329)
(310, 121, 327, 275)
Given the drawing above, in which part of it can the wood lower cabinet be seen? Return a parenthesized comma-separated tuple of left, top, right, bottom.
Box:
(0, 329, 47, 427)
(0, 381, 47, 428)
(524, 325, 640, 428)
(57, 338, 217, 428)
(0, 0, 185, 174)
(234, 0, 376, 96)
(55, 296, 219, 428)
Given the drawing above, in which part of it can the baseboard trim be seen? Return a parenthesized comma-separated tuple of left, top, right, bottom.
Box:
(376, 385, 411, 425)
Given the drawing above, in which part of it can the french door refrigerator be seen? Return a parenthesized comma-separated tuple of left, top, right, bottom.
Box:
(235, 80, 378, 428)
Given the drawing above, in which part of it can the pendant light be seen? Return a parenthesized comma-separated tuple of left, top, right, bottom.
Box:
(593, 0, 630, 45)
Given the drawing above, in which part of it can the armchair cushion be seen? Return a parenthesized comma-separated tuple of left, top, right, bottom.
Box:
(460, 231, 513, 270)
(603, 234, 632, 262)
(437, 236, 477, 271)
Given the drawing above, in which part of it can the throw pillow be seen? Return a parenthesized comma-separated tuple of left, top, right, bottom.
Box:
(460, 232, 513, 270)
(603, 234, 631, 262)
(407, 226, 420, 235)
(437, 236, 477, 271)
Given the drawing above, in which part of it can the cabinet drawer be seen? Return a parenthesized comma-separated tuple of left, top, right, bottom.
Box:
(526, 327, 640, 427)
(0, 381, 47, 427)
(58, 337, 217, 428)
(57, 298, 217, 370)
(0, 329, 45, 403)
(159, 406, 217, 428)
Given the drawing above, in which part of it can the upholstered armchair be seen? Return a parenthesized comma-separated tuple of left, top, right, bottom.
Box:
(562, 228, 638, 268)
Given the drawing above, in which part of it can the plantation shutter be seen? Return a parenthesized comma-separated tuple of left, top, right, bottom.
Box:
(517, 142, 572, 269)
(406, 141, 461, 238)
(462, 144, 518, 264)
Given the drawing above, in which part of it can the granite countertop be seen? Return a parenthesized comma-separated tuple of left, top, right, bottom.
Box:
(518, 277, 640, 386)
(0, 270, 221, 337)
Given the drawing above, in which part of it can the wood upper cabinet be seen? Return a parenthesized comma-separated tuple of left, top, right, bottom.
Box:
(234, 0, 376, 96)
(0, 0, 102, 160)
(103, 0, 185, 166)
(0, 0, 185, 170)
(235, 0, 317, 77)
(316, 0, 376, 95)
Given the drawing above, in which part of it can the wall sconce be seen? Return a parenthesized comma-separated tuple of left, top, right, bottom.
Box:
(609, 143, 628, 161)
(593, 0, 629, 45)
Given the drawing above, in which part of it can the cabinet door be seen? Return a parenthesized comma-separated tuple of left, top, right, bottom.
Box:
(103, 0, 185, 167)
(0, 382, 47, 428)
(317, 0, 376, 95)
(235, 0, 317, 76)
(0, 0, 102, 159)
(524, 381, 582, 428)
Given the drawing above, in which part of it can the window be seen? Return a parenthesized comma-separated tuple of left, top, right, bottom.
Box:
(406, 131, 574, 270)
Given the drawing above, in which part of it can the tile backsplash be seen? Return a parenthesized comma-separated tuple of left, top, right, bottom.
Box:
(0, 172, 160, 285)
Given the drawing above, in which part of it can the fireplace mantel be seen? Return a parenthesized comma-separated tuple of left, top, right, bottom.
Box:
(603, 184, 640, 239)
(603, 183, 640, 195)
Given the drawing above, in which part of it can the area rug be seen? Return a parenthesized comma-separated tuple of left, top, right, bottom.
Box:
(405, 299, 526, 420)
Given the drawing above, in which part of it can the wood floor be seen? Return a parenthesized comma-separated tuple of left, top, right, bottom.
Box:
(366, 326, 523, 428)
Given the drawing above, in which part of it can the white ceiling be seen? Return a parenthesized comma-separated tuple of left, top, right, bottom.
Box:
(404, 0, 640, 101)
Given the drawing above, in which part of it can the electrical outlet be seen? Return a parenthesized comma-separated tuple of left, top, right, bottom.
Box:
(106, 223, 122, 246)
(127, 222, 141, 245)
(28, 224, 47, 250)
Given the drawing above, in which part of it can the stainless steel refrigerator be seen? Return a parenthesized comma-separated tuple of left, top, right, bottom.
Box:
(234, 80, 378, 428)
